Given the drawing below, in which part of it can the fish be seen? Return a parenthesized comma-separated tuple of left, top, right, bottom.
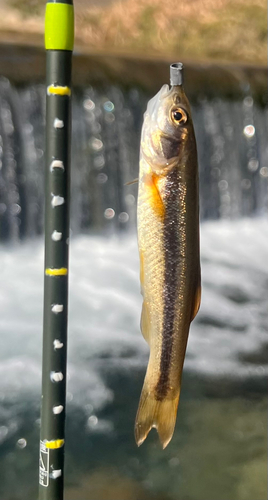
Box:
(135, 64, 201, 449)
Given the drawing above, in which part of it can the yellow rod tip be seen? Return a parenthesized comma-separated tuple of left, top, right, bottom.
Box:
(45, 3, 74, 51)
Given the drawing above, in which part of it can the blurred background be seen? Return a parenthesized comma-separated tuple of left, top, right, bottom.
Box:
(0, 0, 267, 499)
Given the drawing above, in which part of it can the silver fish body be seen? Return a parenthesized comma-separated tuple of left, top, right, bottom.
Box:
(135, 80, 201, 449)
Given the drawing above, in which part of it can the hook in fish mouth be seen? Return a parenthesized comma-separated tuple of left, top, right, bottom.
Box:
(146, 84, 173, 120)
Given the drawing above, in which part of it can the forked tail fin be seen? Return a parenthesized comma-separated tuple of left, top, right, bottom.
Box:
(135, 387, 180, 449)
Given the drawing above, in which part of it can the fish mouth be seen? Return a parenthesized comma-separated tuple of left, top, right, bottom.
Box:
(160, 84, 173, 100)
(146, 84, 172, 120)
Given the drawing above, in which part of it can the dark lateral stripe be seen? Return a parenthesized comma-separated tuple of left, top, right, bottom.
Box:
(155, 167, 180, 401)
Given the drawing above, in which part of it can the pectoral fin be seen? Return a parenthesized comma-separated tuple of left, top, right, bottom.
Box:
(125, 178, 139, 186)
(143, 173, 165, 220)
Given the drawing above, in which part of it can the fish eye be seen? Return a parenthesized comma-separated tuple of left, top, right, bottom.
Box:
(171, 107, 187, 125)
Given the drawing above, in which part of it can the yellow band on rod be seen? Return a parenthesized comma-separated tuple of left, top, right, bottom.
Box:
(45, 439, 65, 449)
(45, 3, 74, 51)
(45, 268, 68, 276)
(47, 85, 71, 96)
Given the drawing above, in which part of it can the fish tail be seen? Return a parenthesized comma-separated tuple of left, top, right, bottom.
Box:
(135, 385, 180, 449)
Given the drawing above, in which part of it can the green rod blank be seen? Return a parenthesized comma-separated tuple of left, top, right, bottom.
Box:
(39, 2, 74, 500)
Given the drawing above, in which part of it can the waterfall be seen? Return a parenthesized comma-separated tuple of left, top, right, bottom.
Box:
(0, 77, 267, 241)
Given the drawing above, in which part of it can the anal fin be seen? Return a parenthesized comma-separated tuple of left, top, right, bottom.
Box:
(140, 300, 150, 344)
(191, 283, 201, 321)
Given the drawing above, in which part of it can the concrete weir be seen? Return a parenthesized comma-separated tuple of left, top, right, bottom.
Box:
(0, 42, 266, 103)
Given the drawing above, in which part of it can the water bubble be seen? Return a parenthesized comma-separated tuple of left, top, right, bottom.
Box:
(243, 125, 255, 138)
(260, 167, 268, 178)
(92, 123, 101, 134)
(241, 179, 251, 190)
(211, 153, 222, 166)
(104, 208, 115, 219)
(36, 148, 44, 159)
(125, 194, 135, 205)
(90, 138, 103, 151)
(16, 438, 27, 449)
(103, 101, 114, 112)
(66, 392, 73, 402)
(10, 204, 21, 216)
(104, 113, 115, 124)
(118, 212, 129, 223)
(123, 109, 132, 119)
(248, 159, 259, 172)
(93, 155, 105, 169)
(85, 404, 94, 414)
(218, 180, 228, 191)
(97, 173, 108, 184)
(87, 415, 98, 428)
(83, 99, 95, 111)
(243, 96, 253, 107)
(255, 366, 265, 375)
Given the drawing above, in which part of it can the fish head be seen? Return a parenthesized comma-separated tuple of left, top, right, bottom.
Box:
(141, 84, 196, 174)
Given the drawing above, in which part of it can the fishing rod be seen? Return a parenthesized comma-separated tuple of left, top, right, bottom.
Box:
(39, 1, 74, 499)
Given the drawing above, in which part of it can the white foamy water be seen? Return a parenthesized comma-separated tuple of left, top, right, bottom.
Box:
(0, 219, 267, 410)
